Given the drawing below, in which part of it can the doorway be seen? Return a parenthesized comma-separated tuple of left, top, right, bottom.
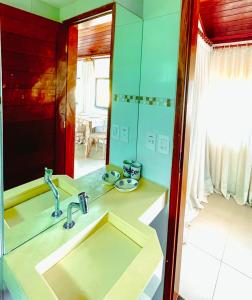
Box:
(74, 15, 112, 178)
(164, 0, 252, 299)
(180, 21, 252, 300)
(62, 5, 115, 179)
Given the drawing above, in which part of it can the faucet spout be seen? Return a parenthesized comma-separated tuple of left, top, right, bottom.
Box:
(44, 167, 62, 218)
(63, 192, 89, 229)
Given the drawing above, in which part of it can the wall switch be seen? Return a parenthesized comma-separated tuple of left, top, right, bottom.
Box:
(120, 126, 129, 143)
(111, 124, 119, 140)
(146, 132, 156, 151)
(158, 135, 170, 155)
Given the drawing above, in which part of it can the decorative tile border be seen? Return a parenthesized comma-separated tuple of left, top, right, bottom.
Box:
(113, 94, 172, 107)
(113, 94, 139, 104)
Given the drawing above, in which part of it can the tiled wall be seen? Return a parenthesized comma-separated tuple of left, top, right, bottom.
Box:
(138, 0, 181, 187)
(108, 0, 181, 189)
(0, 0, 143, 22)
(0, 0, 59, 21)
(60, 0, 143, 21)
(141, 1, 182, 299)
(109, 5, 142, 166)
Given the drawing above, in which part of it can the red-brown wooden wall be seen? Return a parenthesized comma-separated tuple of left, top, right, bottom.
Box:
(200, 0, 252, 43)
(0, 4, 60, 189)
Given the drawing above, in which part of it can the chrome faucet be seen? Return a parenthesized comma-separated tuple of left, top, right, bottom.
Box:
(63, 192, 89, 229)
(44, 167, 63, 218)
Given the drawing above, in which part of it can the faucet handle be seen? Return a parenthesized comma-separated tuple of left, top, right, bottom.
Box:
(78, 192, 89, 214)
(45, 167, 53, 176)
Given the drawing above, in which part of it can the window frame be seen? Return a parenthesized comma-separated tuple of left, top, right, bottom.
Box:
(95, 76, 110, 109)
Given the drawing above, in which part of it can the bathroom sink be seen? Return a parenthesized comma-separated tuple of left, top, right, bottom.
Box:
(4, 176, 79, 228)
(36, 213, 146, 300)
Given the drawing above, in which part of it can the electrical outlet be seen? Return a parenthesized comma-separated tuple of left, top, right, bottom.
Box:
(111, 124, 119, 140)
(158, 135, 170, 155)
(120, 126, 129, 143)
(146, 132, 156, 151)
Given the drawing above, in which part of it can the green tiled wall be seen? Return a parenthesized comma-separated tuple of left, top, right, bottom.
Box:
(139, 1, 182, 299)
(1, 0, 143, 22)
(109, 4, 142, 166)
(116, 0, 142, 17)
(60, 0, 110, 21)
(143, 0, 181, 19)
(137, 11, 181, 187)
(60, 0, 143, 21)
(1, 0, 59, 21)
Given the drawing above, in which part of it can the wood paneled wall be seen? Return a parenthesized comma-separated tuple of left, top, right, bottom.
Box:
(0, 4, 60, 189)
(200, 0, 252, 43)
(78, 21, 112, 57)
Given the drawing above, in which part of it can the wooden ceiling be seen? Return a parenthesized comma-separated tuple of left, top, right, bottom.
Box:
(200, 0, 252, 44)
(77, 21, 112, 58)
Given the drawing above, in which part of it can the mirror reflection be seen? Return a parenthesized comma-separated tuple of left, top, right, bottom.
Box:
(1, 3, 143, 253)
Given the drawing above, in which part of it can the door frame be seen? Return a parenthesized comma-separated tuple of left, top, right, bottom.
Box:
(163, 0, 200, 299)
(58, 3, 116, 177)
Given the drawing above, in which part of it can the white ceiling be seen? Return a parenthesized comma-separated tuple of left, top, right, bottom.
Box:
(40, 0, 76, 8)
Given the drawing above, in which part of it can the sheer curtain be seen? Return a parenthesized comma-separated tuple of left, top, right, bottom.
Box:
(185, 35, 212, 224)
(76, 59, 95, 114)
(186, 43, 252, 225)
(205, 45, 252, 205)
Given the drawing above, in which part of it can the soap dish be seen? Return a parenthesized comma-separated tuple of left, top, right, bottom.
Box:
(115, 178, 139, 193)
(102, 171, 121, 186)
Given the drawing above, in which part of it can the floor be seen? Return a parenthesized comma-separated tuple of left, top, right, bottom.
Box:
(179, 193, 252, 300)
(74, 143, 105, 179)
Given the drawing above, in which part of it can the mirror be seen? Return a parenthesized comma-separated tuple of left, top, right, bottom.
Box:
(110, 4, 142, 165)
(0, 3, 143, 253)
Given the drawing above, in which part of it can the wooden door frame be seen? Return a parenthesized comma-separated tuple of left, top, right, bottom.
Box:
(163, 0, 200, 299)
(60, 3, 116, 177)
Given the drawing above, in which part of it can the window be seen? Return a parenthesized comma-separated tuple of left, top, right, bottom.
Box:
(95, 78, 110, 108)
(94, 58, 110, 109)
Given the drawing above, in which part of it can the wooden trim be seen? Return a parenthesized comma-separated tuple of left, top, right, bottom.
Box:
(213, 42, 252, 49)
(198, 29, 213, 46)
(78, 53, 111, 59)
(199, 14, 207, 36)
(163, 0, 200, 298)
(106, 3, 116, 165)
(65, 24, 78, 177)
(211, 32, 252, 44)
(63, 3, 114, 25)
(55, 24, 68, 174)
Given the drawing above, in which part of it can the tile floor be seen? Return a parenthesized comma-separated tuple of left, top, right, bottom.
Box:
(74, 143, 105, 179)
(179, 193, 252, 300)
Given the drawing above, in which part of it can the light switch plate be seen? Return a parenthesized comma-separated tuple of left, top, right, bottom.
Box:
(111, 124, 119, 140)
(120, 126, 129, 143)
(158, 135, 170, 155)
(146, 132, 156, 151)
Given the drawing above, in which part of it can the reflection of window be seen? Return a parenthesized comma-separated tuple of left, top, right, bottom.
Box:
(94, 58, 110, 109)
(95, 78, 109, 108)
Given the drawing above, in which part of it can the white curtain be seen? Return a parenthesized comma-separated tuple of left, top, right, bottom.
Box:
(76, 59, 95, 114)
(185, 35, 212, 224)
(205, 46, 252, 205)
(186, 42, 252, 225)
